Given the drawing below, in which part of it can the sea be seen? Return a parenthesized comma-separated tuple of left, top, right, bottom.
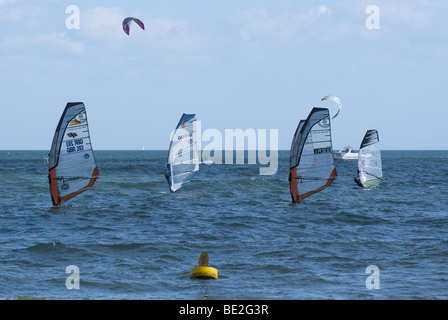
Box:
(0, 150, 447, 301)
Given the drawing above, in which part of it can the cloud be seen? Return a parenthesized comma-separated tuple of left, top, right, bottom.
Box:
(147, 17, 190, 40)
(233, 1, 448, 45)
(145, 17, 208, 51)
(78, 6, 206, 53)
(1, 32, 84, 57)
(381, 3, 429, 28)
(34, 32, 85, 54)
(0, 2, 42, 23)
(0, 0, 16, 6)
(235, 5, 331, 41)
(81, 6, 126, 41)
(346, 0, 448, 30)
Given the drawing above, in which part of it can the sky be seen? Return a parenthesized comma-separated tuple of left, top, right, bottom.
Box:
(1, 0, 447, 150)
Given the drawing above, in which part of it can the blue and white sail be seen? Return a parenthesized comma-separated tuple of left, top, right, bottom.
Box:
(355, 129, 382, 188)
(165, 114, 199, 192)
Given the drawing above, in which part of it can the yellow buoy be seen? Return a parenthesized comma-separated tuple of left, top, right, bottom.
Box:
(190, 252, 218, 280)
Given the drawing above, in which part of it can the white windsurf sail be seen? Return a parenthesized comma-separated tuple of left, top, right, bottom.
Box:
(165, 113, 199, 192)
(48, 102, 99, 205)
(355, 129, 382, 188)
(289, 107, 337, 203)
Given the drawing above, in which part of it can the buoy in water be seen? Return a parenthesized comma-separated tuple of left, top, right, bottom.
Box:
(190, 252, 218, 280)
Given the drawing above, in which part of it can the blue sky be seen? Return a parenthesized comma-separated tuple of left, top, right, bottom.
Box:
(1, 0, 447, 150)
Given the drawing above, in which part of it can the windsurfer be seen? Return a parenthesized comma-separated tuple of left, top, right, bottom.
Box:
(164, 169, 169, 182)
(354, 170, 363, 187)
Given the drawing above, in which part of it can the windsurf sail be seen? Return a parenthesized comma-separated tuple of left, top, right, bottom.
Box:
(289, 107, 337, 203)
(355, 129, 382, 188)
(48, 102, 99, 206)
(165, 113, 199, 192)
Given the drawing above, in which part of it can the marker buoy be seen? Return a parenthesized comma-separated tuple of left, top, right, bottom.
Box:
(190, 252, 218, 280)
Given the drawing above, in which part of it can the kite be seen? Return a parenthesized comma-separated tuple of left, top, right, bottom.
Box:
(122, 17, 145, 35)
(321, 95, 342, 119)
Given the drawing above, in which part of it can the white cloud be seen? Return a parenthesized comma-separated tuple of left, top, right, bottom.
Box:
(34, 32, 85, 54)
(0, 2, 42, 23)
(147, 17, 190, 39)
(234, 1, 448, 45)
(81, 6, 126, 41)
(146, 17, 206, 51)
(346, 0, 448, 29)
(0, 32, 84, 58)
(382, 3, 429, 28)
(235, 5, 331, 41)
(78, 6, 206, 53)
(0, 0, 16, 6)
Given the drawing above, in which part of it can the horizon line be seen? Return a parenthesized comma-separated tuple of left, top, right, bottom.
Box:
(1, 149, 447, 152)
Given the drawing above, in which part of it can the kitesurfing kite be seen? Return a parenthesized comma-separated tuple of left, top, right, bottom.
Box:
(321, 95, 342, 119)
(122, 17, 145, 35)
(354, 129, 382, 188)
(165, 113, 200, 192)
(289, 107, 337, 203)
(48, 102, 99, 206)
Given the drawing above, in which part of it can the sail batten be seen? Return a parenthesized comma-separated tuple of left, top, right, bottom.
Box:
(48, 102, 99, 206)
(289, 107, 337, 203)
(165, 113, 199, 192)
(355, 129, 382, 188)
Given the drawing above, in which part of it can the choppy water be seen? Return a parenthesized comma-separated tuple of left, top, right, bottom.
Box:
(0, 150, 447, 300)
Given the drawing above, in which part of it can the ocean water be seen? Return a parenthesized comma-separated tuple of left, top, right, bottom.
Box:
(0, 150, 447, 300)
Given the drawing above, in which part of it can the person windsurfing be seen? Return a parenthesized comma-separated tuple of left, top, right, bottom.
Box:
(354, 170, 363, 187)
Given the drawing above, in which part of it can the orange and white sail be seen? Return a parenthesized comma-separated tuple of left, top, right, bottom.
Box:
(48, 102, 99, 205)
(289, 107, 337, 203)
